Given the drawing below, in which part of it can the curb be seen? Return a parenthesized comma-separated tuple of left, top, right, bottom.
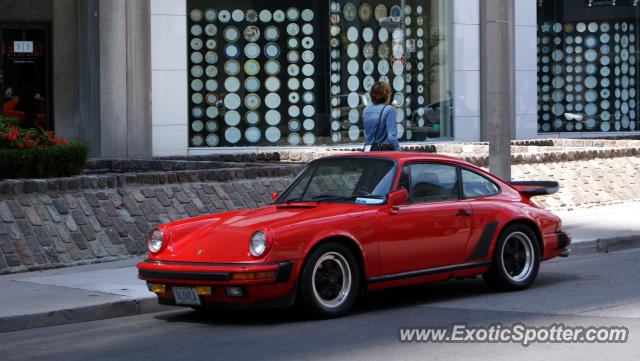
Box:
(0, 297, 169, 333)
(568, 234, 640, 255)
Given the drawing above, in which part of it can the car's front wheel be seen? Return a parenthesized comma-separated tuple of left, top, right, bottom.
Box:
(299, 242, 359, 318)
(483, 224, 540, 291)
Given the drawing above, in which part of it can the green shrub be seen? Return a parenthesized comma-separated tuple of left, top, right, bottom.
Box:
(0, 116, 89, 179)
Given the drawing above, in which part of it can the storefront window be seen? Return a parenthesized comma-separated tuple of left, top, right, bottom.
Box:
(186, 0, 452, 147)
(538, 0, 639, 133)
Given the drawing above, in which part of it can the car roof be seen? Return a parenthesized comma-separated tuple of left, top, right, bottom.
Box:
(332, 151, 472, 165)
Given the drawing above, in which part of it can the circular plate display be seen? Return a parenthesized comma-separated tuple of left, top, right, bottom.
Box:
(347, 26, 359, 42)
(204, 9, 217, 22)
(289, 105, 300, 118)
(205, 65, 218, 77)
(225, 127, 241, 144)
(301, 8, 314, 21)
(190, 9, 203, 22)
(363, 43, 375, 59)
(231, 9, 244, 22)
(265, 93, 281, 109)
(245, 9, 258, 23)
(224, 110, 241, 126)
(206, 105, 218, 119)
(348, 125, 360, 140)
(191, 24, 203, 37)
(301, 64, 314, 77)
(343, 2, 356, 21)
(265, 76, 281, 92)
(363, 59, 374, 75)
(301, 50, 314, 63)
(288, 133, 301, 145)
(287, 64, 300, 76)
(224, 77, 240, 92)
(190, 38, 203, 51)
(245, 126, 261, 143)
(265, 127, 281, 143)
(224, 43, 240, 59)
(244, 60, 260, 75)
(244, 43, 260, 59)
(265, 110, 281, 125)
(348, 59, 360, 74)
(302, 132, 315, 145)
(347, 92, 359, 108)
(302, 23, 314, 36)
(359, 3, 372, 21)
(289, 92, 300, 104)
(363, 27, 374, 43)
(273, 10, 285, 22)
(205, 24, 217, 37)
(192, 119, 204, 131)
(288, 119, 301, 132)
(302, 78, 314, 90)
(223, 26, 240, 42)
(191, 65, 203, 78)
(191, 135, 204, 146)
(245, 110, 260, 125)
(374, 4, 387, 21)
(302, 37, 314, 49)
(363, 75, 375, 91)
(205, 134, 219, 147)
(288, 77, 300, 90)
(264, 26, 280, 41)
(378, 43, 390, 59)
(288, 37, 299, 49)
(205, 79, 218, 92)
(191, 79, 203, 92)
(224, 93, 241, 110)
(191, 51, 203, 64)
(243, 26, 260, 42)
(302, 91, 314, 104)
(205, 51, 218, 64)
(347, 76, 359, 92)
(218, 10, 231, 23)
(347, 43, 359, 58)
(378, 28, 389, 42)
(259, 9, 272, 22)
(244, 93, 261, 109)
(377, 60, 389, 75)
(205, 119, 218, 132)
(205, 92, 218, 105)
(287, 7, 300, 21)
(264, 42, 280, 59)
(393, 76, 403, 91)
(265, 60, 280, 75)
(287, 23, 300, 36)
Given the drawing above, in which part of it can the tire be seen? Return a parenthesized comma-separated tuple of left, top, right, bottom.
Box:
(483, 224, 540, 291)
(298, 242, 360, 318)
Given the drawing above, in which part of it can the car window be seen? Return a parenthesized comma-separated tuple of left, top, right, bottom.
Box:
(409, 163, 459, 203)
(461, 169, 500, 198)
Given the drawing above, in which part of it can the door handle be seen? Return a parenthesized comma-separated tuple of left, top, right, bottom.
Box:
(456, 209, 472, 216)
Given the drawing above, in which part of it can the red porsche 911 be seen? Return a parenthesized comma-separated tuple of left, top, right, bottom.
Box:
(137, 152, 570, 317)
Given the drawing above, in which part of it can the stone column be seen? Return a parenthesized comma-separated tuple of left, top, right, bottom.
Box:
(480, 0, 515, 181)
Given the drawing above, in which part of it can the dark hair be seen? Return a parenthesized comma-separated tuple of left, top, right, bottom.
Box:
(370, 82, 391, 104)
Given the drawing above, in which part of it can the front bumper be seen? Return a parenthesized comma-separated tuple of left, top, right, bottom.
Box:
(137, 259, 297, 308)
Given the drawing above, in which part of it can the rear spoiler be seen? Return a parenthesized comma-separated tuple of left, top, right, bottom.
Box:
(509, 181, 559, 196)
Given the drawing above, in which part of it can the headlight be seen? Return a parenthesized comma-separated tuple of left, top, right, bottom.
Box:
(148, 228, 164, 253)
(249, 231, 268, 257)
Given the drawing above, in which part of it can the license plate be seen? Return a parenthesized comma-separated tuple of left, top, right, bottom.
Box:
(172, 287, 201, 306)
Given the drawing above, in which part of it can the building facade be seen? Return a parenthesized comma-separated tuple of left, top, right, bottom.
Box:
(0, 0, 638, 157)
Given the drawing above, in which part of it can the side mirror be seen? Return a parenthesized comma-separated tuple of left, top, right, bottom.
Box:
(387, 189, 408, 207)
(272, 192, 278, 201)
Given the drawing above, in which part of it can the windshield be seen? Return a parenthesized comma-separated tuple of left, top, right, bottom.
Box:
(276, 157, 396, 204)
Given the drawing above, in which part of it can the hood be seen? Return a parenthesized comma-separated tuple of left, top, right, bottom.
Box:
(153, 203, 365, 263)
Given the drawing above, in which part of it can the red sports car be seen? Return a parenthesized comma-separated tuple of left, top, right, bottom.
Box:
(137, 152, 570, 317)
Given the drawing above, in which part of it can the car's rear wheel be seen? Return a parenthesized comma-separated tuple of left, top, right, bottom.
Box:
(483, 224, 540, 291)
(299, 242, 359, 318)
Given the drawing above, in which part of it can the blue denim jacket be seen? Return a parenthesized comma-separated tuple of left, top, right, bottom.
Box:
(362, 104, 400, 150)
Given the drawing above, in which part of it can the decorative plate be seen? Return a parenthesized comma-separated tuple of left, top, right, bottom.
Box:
(205, 119, 218, 132)
(287, 133, 301, 145)
(191, 135, 204, 147)
(264, 26, 280, 41)
(362, 59, 374, 75)
(287, 50, 300, 63)
(206, 106, 218, 119)
(289, 92, 300, 104)
(378, 28, 389, 42)
(225, 127, 241, 144)
(301, 9, 314, 21)
(204, 9, 217, 22)
(190, 52, 203, 64)
(205, 79, 218, 91)
(273, 10, 285, 22)
(302, 50, 314, 63)
(244, 93, 261, 110)
(265, 60, 280, 75)
(190, 9, 203, 22)
(244, 126, 261, 143)
(205, 134, 219, 147)
(392, 60, 403, 76)
(224, 93, 241, 110)
(265, 76, 281, 92)
(302, 91, 315, 104)
(289, 105, 301, 118)
(205, 24, 217, 37)
(302, 23, 314, 36)
(264, 42, 281, 58)
(259, 9, 272, 23)
(191, 93, 203, 104)
(359, 3, 372, 21)
(362, 27, 374, 43)
(244, 26, 260, 42)
(393, 76, 404, 92)
(244, 43, 260, 59)
(265, 110, 281, 125)
(244, 60, 260, 75)
(288, 77, 300, 90)
(265, 127, 281, 143)
(245, 110, 260, 125)
(288, 37, 300, 49)
(347, 26, 359, 42)
(286, 7, 300, 21)
(287, 64, 300, 76)
(191, 79, 204, 92)
(374, 4, 387, 21)
(218, 10, 231, 23)
(377, 60, 389, 75)
(347, 43, 359, 58)
(205, 92, 218, 105)
(363, 43, 375, 59)
(302, 132, 315, 145)
(191, 65, 203, 78)
(348, 125, 360, 141)
(378, 43, 390, 59)
(302, 105, 315, 118)
(302, 78, 314, 90)
(223, 110, 241, 127)
(245, 9, 258, 23)
(287, 23, 300, 36)
(288, 119, 301, 132)
(190, 38, 203, 51)
(585, 35, 597, 49)
(204, 51, 217, 64)
(301, 37, 314, 49)
(363, 75, 375, 91)
(301, 64, 314, 77)
(390, 5, 401, 21)
(231, 9, 244, 22)
(588, 22, 598, 33)
(265, 93, 281, 109)
(223, 26, 240, 42)
(347, 59, 360, 75)
(206, 39, 217, 50)
(347, 76, 359, 92)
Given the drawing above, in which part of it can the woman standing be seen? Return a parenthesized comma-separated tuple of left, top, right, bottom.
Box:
(362, 82, 399, 151)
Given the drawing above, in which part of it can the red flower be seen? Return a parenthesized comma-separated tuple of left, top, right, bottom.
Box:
(17, 142, 24, 149)
(26, 141, 33, 149)
(2, 133, 8, 138)
(60, 139, 68, 146)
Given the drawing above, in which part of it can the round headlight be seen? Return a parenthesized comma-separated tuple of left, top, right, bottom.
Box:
(249, 231, 267, 257)
(148, 229, 164, 253)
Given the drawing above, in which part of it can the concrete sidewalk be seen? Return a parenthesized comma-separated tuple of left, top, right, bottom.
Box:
(1, 202, 639, 333)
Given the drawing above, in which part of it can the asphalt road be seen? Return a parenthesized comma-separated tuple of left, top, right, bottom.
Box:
(2, 248, 640, 361)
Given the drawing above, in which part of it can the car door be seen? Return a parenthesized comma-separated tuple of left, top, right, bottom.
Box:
(377, 163, 472, 276)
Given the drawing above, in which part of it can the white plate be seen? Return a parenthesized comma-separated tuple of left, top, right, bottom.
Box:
(348, 126, 360, 140)
(331, 73, 340, 84)
(225, 127, 241, 144)
(265, 60, 280, 75)
(585, 103, 597, 116)
(347, 92, 359, 108)
(288, 133, 301, 145)
(190, 9, 203, 22)
(245, 127, 261, 143)
(585, 76, 597, 89)
(288, 119, 301, 132)
(302, 91, 314, 104)
(204, 9, 217, 22)
(288, 64, 301, 77)
(289, 92, 300, 104)
(378, 28, 388, 42)
(346, 26, 359, 42)
(224, 60, 240, 75)
(286, 7, 300, 21)
(289, 105, 300, 117)
(303, 105, 315, 118)
(287, 50, 300, 63)
(205, 133, 219, 147)
(191, 65, 203, 78)
(244, 43, 260, 59)
(287, 23, 300, 36)
(205, 79, 218, 92)
(206, 106, 218, 118)
(224, 93, 241, 110)
(379, 75, 389, 84)
(205, 51, 218, 64)
(205, 65, 218, 77)
(224, 110, 241, 126)
(264, 26, 280, 41)
(301, 8, 314, 21)
(191, 79, 203, 91)
(191, 135, 204, 146)
(218, 10, 230, 22)
(224, 77, 240, 92)
(331, 49, 339, 59)
(191, 24, 202, 36)
(392, 60, 403, 75)
(302, 37, 314, 49)
(191, 51, 203, 64)
(301, 50, 314, 63)
(347, 76, 359, 92)
(393, 92, 404, 107)
(347, 43, 359, 58)
(585, 89, 597, 102)
(331, 120, 340, 131)
(331, 85, 340, 95)
(347, 59, 359, 75)
(265, 93, 281, 109)
(288, 37, 299, 49)
(302, 64, 314, 77)
(265, 127, 281, 143)
(244, 76, 260, 92)
(363, 75, 375, 91)
(265, 76, 281, 92)
(348, 109, 359, 124)
(302, 23, 314, 36)
(288, 78, 300, 90)
(259, 9, 272, 22)
(245, 110, 260, 125)
(363, 27, 374, 42)
(302, 78, 314, 90)
(190, 38, 203, 51)
(377, 60, 389, 75)
(191, 119, 204, 131)
(264, 42, 280, 58)
(244, 93, 261, 109)
(273, 10, 285, 22)
(223, 26, 240, 42)
(302, 132, 315, 145)
(265, 110, 281, 125)
(331, 132, 341, 143)
(363, 60, 374, 75)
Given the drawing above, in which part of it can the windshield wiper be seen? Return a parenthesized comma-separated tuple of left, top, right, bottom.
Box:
(311, 195, 348, 203)
(283, 197, 304, 203)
